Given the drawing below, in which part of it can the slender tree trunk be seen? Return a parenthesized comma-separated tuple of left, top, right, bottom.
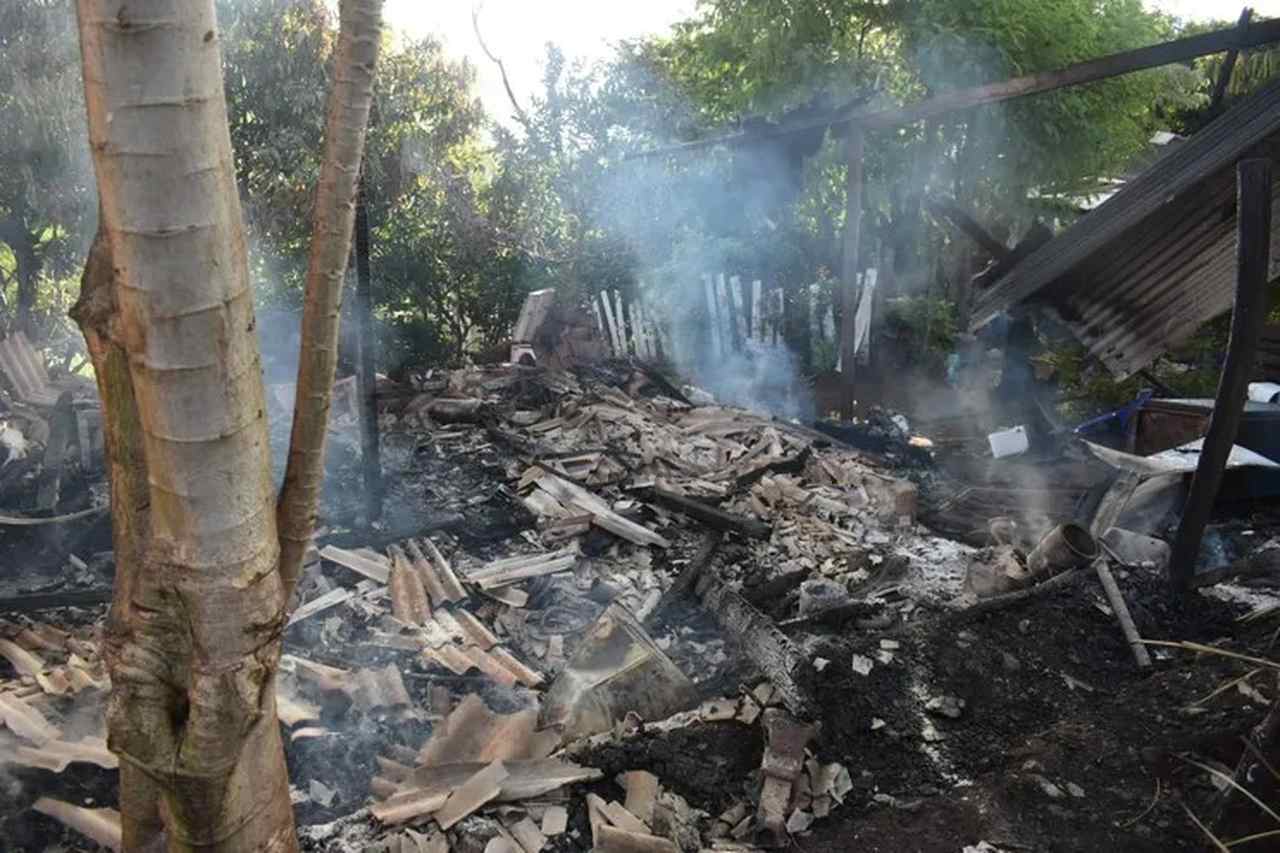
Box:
(9, 224, 42, 338)
(354, 178, 383, 523)
(277, 0, 383, 597)
(75, 2, 294, 849)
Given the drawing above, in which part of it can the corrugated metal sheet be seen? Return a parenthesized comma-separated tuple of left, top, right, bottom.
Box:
(972, 75, 1280, 379)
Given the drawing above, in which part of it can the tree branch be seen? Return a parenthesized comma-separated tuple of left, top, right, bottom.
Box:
(472, 2, 530, 128)
(277, 0, 385, 601)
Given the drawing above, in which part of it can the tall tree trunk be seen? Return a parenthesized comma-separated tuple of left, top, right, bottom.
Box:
(76, 3, 286, 850)
(76, 0, 385, 847)
(277, 0, 383, 596)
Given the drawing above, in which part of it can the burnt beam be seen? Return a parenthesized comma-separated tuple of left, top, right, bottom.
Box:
(1169, 158, 1273, 598)
(927, 198, 1011, 262)
(647, 487, 772, 540)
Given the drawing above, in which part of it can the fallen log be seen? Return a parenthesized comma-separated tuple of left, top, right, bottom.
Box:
(691, 564, 813, 718)
(647, 486, 772, 540)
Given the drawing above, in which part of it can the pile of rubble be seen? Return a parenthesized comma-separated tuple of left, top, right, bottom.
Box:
(3, 352, 1279, 852)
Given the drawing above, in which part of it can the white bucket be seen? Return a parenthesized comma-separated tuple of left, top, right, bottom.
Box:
(988, 425, 1029, 458)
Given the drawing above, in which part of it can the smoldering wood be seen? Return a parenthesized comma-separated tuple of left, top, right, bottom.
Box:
(647, 486, 772, 539)
(1190, 544, 1280, 588)
(1169, 159, 1273, 597)
(946, 567, 1090, 625)
(689, 563, 814, 718)
(646, 531, 722, 626)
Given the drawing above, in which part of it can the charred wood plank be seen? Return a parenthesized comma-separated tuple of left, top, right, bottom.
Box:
(647, 487, 772, 540)
(646, 532, 721, 629)
(734, 446, 812, 492)
(0, 588, 113, 613)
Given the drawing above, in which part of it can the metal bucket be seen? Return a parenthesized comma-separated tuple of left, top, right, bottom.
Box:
(1027, 523, 1099, 577)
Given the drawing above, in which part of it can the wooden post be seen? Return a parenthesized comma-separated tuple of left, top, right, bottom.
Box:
(716, 273, 739, 351)
(600, 290, 622, 356)
(751, 279, 763, 341)
(591, 296, 607, 343)
(1169, 158, 1272, 598)
(730, 275, 748, 344)
(614, 289, 629, 356)
(838, 126, 865, 415)
(355, 177, 383, 522)
(703, 274, 722, 356)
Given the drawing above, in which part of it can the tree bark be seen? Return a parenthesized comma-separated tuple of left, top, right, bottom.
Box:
(277, 0, 384, 597)
(75, 2, 307, 849)
(72, 223, 166, 849)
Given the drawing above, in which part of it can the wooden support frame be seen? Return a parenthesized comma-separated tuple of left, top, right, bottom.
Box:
(1168, 158, 1273, 598)
(630, 17, 1280, 160)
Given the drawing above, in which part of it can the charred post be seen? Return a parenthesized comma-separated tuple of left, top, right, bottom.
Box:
(1169, 158, 1273, 598)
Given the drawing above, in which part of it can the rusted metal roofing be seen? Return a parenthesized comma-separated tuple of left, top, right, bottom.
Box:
(971, 76, 1280, 379)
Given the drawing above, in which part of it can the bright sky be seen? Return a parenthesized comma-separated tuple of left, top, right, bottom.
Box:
(382, 0, 696, 125)
(383, 0, 1278, 124)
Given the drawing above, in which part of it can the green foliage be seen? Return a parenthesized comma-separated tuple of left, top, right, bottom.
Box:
(883, 295, 957, 355)
(0, 0, 95, 337)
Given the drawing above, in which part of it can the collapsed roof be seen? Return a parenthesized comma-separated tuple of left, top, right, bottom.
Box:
(970, 75, 1280, 379)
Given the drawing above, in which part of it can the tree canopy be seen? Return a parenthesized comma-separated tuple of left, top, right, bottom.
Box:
(0, 0, 1271, 378)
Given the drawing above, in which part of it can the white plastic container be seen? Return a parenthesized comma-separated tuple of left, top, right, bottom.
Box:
(1248, 382, 1280, 403)
(988, 425, 1029, 458)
